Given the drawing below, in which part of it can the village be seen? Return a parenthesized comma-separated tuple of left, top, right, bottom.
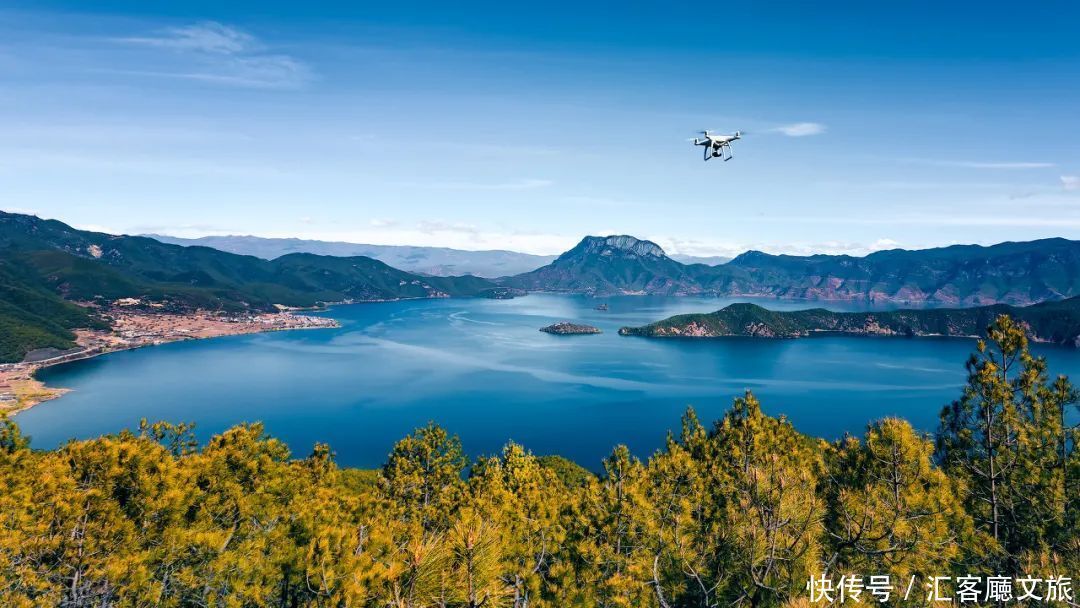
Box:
(0, 305, 339, 415)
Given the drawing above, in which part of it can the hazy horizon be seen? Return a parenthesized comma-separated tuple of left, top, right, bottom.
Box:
(6, 210, 1070, 260)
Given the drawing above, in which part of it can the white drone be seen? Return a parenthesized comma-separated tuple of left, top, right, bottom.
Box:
(692, 130, 742, 162)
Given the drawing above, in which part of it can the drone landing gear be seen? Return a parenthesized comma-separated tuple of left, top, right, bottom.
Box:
(709, 145, 733, 162)
(702, 142, 734, 162)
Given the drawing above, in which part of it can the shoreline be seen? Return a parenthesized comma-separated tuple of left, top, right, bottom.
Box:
(1, 309, 339, 417)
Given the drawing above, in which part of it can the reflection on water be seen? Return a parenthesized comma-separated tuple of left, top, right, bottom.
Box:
(16, 294, 1080, 469)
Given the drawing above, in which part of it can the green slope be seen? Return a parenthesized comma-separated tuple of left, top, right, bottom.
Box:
(0, 211, 504, 361)
(0, 211, 499, 308)
(0, 258, 108, 362)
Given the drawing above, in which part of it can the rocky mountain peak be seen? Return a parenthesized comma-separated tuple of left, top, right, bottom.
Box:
(563, 235, 668, 260)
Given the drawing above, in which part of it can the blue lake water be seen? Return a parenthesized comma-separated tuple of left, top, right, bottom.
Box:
(15, 294, 1080, 469)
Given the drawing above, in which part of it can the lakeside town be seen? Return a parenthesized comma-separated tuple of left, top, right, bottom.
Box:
(0, 304, 339, 415)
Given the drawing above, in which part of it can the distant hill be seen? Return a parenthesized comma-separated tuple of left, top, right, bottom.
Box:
(504, 235, 1080, 305)
(147, 234, 556, 278)
(0, 211, 505, 362)
(670, 254, 732, 266)
(619, 298, 1080, 347)
(718, 240, 1080, 304)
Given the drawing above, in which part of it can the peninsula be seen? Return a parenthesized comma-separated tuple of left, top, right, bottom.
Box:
(618, 298, 1080, 347)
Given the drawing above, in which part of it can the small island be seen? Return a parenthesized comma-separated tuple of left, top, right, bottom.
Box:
(540, 322, 602, 335)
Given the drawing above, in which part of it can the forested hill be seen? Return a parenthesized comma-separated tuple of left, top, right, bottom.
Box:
(619, 297, 1080, 346)
(504, 234, 1080, 305)
(148, 233, 557, 278)
(0, 211, 504, 361)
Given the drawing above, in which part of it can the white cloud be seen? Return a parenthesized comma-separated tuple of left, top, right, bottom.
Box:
(920, 160, 1057, 170)
(286, 224, 578, 255)
(755, 213, 1080, 228)
(416, 220, 480, 235)
(113, 21, 310, 88)
(1062, 175, 1079, 191)
(119, 21, 257, 54)
(0, 149, 290, 178)
(770, 122, 827, 137)
(407, 178, 553, 191)
(72, 223, 122, 235)
(650, 236, 905, 259)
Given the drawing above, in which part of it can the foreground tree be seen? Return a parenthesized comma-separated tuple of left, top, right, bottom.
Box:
(824, 418, 972, 586)
(937, 314, 1077, 573)
(708, 393, 825, 607)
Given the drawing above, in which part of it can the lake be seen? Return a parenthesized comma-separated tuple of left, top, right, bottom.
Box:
(15, 294, 1080, 469)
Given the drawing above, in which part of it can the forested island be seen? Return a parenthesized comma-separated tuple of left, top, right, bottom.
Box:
(619, 297, 1080, 347)
(540, 321, 601, 335)
(0, 316, 1076, 607)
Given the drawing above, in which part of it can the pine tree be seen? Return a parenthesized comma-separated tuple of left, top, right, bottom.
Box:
(824, 418, 971, 587)
(708, 393, 825, 608)
(937, 314, 1076, 573)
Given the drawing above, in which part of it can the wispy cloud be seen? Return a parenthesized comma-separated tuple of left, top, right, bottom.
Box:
(0, 149, 291, 178)
(407, 178, 553, 191)
(118, 21, 257, 54)
(130, 222, 237, 236)
(770, 122, 827, 137)
(113, 21, 310, 89)
(1062, 175, 1079, 191)
(286, 223, 578, 255)
(917, 159, 1057, 170)
(655, 236, 905, 258)
(816, 179, 1015, 190)
(754, 213, 1080, 228)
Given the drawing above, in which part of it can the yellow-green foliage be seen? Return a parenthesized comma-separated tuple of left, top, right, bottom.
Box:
(0, 314, 1077, 607)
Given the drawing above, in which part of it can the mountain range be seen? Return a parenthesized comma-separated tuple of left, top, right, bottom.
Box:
(0, 211, 505, 361)
(146, 234, 558, 278)
(619, 298, 1080, 348)
(3, 210, 1080, 361)
(505, 235, 1080, 305)
(147, 234, 729, 276)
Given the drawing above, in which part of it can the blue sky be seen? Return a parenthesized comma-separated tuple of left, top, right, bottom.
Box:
(2, 1, 1079, 256)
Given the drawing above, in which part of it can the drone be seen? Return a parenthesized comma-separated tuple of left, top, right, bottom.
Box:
(692, 130, 742, 162)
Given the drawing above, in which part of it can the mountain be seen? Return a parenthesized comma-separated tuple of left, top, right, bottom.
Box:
(502, 235, 712, 295)
(619, 298, 1080, 347)
(147, 234, 556, 278)
(717, 239, 1080, 304)
(0, 211, 505, 361)
(504, 235, 1080, 305)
